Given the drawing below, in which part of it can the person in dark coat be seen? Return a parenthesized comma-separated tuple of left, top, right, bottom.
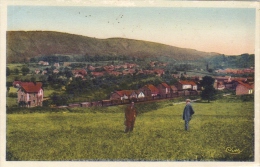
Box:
(182, 99, 195, 131)
(124, 102, 137, 133)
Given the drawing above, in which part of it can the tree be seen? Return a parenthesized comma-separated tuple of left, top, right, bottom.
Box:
(7, 86, 10, 93)
(200, 76, 215, 87)
(207, 69, 213, 73)
(180, 73, 186, 80)
(50, 93, 69, 106)
(6, 67, 11, 76)
(21, 66, 30, 76)
(14, 68, 19, 75)
(30, 76, 36, 83)
(200, 76, 217, 103)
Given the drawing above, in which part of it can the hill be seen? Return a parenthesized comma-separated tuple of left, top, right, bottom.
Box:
(6, 31, 221, 63)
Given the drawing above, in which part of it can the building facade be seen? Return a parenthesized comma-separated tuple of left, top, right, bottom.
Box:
(17, 82, 44, 107)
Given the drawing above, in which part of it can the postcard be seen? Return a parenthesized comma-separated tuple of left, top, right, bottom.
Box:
(1, 0, 259, 167)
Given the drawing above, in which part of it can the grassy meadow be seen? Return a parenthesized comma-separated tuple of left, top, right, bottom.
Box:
(6, 97, 254, 161)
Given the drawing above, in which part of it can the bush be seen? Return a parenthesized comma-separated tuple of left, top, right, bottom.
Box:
(49, 93, 70, 106)
(43, 100, 51, 107)
(8, 92, 17, 97)
(240, 94, 254, 102)
(6, 106, 67, 114)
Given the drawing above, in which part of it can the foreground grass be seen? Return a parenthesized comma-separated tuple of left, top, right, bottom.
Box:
(6, 99, 254, 161)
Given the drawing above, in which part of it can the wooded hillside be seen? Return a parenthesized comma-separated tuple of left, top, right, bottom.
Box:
(7, 31, 220, 63)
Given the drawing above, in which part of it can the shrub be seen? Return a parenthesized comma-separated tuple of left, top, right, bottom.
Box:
(43, 100, 51, 107)
(6, 106, 67, 114)
(240, 94, 254, 102)
(8, 92, 17, 98)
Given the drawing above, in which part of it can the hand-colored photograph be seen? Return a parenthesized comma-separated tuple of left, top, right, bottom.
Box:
(4, 1, 258, 165)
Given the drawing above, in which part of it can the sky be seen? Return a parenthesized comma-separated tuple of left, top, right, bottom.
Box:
(7, 5, 256, 55)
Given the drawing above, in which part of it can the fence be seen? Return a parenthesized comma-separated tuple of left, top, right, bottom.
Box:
(59, 90, 200, 108)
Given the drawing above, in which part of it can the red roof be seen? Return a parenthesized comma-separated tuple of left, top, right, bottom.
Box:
(13, 81, 22, 86)
(73, 69, 87, 76)
(116, 90, 135, 97)
(232, 78, 247, 82)
(161, 82, 170, 88)
(237, 81, 253, 89)
(179, 80, 197, 86)
(91, 72, 105, 76)
(170, 85, 178, 90)
(147, 84, 159, 93)
(20, 82, 43, 93)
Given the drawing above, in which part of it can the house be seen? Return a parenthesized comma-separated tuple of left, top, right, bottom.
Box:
(170, 85, 178, 97)
(225, 80, 237, 90)
(247, 77, 254, 84)
(38, 61, 49, 66)
(110, 90, 135, 101)
(129, 91, 138, 99)
(53, 69, 59, 74)
(92, 101, 103, 107)
(108, 71, 122, 76)
(114, 65, 122, 69)
(142, 70, 154, 75)
(150, 61, 156, 67)
(12, 81, 22, 88)
(235, 81, 254, 95)
(17, 82, 44, 107)
(216, 80, 225, 90)
(81, 102, 92, 107)
(35, 69, 41, 74)
(154, 69, 165, 77)
(135, 90, 145, 100)
(126, 63, 137, 68)
(157, 82, 171, 98)
(54, 62, 60, 67)
(142, 84, 159, 97)
(122, 69, 135, 75)
(42, 70, 48, 75)
(213, 77, 231, 90)
(172, 74, 180, 79)
(104, 65, 115, 71)
(232, 77, 247, 82)
(91, 72, 105, 78)
(176, 80, 197, 91)
(88, 65, 96, 71)
(63, 62, 71, 67)
(121, 64, 128, 69)
(38, 61, 44, 65)
(110, 91, 123, 100)
(214, 76, 232, 83)
(68, 103, 81, 108)
(73, 69, 87, 76)
(138, 86, 152, 97)
(74, 73, 84, 78)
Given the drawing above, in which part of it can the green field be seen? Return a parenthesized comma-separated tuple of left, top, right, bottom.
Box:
(6, 98, 254, 161)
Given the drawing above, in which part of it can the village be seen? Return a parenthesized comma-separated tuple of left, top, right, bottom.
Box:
(11, 60, 255, 108)
(5, 6, 257, 161)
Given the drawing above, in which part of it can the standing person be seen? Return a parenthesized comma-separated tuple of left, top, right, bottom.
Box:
(124, 101, 137, 133)
(183, 99, 195, 131)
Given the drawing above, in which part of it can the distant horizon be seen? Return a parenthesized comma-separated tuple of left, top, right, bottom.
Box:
(7, 6, 256, 55)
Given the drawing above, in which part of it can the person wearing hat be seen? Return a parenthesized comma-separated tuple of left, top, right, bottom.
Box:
(183, 99, 195, 131)
(124, 101, 138, 133)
